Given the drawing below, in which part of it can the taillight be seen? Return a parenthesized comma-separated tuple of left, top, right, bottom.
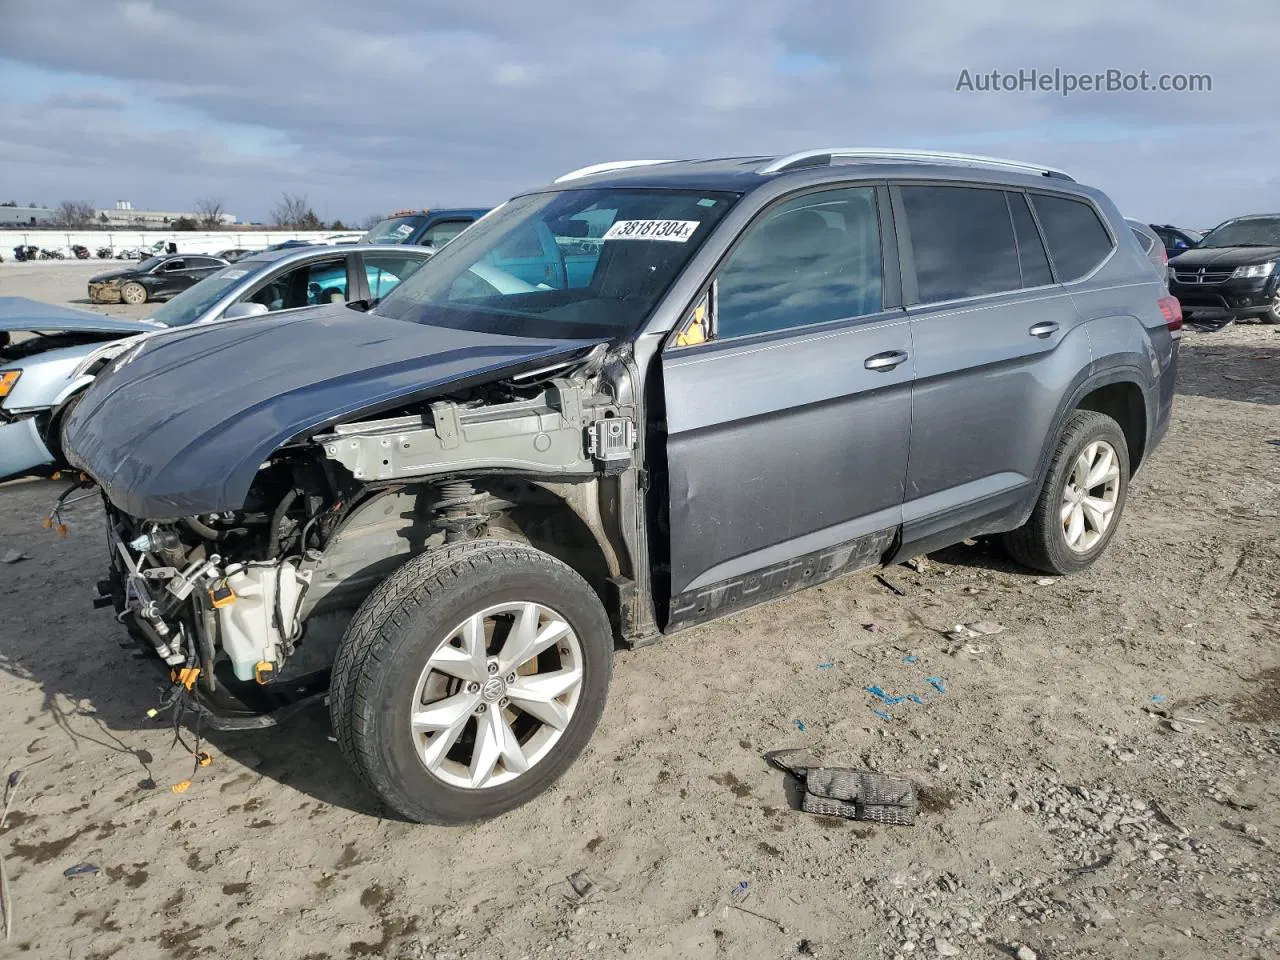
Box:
(1158, 295, 1183, 335)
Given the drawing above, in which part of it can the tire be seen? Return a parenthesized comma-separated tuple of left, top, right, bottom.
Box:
(1001, 410, 1131, 575)
(330, 539, 613, 824)
(120, 281, 148, 305)
(1263, 296, 1280, 325)
(44, 390, 84, 464)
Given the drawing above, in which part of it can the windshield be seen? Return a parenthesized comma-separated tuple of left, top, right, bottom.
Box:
(148, 263, 260, 327)
(1200, 217, 1280, 248)
(374, 188, 738, 339)
(359, 216, 427, 245)
(135, 256, 166, 272)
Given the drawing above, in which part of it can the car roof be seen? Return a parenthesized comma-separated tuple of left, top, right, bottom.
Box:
(234, 243, 435, 268)
(381, 207, 490, 218)
(533, 151, 1083, 196)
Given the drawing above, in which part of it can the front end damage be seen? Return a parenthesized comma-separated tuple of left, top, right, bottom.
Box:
(99, 351, 646, 728)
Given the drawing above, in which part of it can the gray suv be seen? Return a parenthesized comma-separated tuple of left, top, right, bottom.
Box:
(64, 149, 1179, 823)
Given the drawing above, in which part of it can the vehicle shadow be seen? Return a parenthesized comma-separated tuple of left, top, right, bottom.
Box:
(1175, 340, 1280, 407)
(925, 537, 1029, 575)
(0, 479, 389, 818)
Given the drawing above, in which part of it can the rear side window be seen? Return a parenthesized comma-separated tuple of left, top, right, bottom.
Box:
(900, 185, 1021, 302)
(1008, 193, 1053, 287)
(1030, 194, 1114, 281)
(715, 185, 883, 338)
(1129, 228, 1154, 253)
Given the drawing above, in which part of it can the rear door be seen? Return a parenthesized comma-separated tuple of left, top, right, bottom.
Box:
(894, 183, 1106, 555)
(659, 184, 912, 629)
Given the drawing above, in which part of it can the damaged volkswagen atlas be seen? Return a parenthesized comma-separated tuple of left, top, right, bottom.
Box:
(64, 150, 1178, 823)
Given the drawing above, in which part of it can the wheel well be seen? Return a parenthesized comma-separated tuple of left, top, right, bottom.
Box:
(482, 479, 614, 606)
(1076, 382, 1145, 473)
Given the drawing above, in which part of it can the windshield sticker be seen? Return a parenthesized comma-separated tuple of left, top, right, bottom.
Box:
(602, 220, 700, 242)
(219, 269, 248, 280)
(394, 223, 414, 238)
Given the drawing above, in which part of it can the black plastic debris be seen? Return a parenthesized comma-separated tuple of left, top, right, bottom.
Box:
(766, 751, 917, 826)
(875, 574, 908, 596)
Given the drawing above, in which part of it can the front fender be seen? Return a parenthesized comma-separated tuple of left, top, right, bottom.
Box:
(52, 374, 95, 408)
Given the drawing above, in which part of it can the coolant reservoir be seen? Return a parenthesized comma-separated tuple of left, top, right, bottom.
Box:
(217, 561, 310, 682)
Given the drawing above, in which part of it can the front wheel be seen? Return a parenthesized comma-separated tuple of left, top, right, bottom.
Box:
(330, 540, 613, 824)
(120, 281, 148, 305)
(1263, 295, 1280, 325)
(1001, 410, 1130, 575)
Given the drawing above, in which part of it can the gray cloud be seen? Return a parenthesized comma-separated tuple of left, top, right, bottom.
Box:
(1, 0, 1277, 225)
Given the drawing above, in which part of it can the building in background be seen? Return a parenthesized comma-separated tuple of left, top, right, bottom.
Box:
(96, 201, 239, 227)
(0, 205, 56, 227)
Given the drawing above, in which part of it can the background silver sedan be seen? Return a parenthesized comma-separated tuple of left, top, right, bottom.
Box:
(0, 244, 433, 480)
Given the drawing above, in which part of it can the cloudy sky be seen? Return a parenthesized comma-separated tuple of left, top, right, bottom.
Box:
(1, 0, 1277, 227)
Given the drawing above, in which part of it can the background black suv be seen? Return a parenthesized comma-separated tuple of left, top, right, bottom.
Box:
(1168, 214, 1280, 325)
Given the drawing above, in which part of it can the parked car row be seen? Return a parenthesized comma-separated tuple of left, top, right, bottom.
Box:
(27, 149, 1179, 825)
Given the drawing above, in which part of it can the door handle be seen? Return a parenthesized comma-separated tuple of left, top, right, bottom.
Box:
(864, 350, 909, 372)
(1029, 321, 1059, 338)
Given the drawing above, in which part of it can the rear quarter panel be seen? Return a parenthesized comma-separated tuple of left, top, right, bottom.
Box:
(1062, 189, 1175, 466)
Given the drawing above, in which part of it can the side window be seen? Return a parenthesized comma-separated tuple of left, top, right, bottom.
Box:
(899, 185, 1020, 302)
(714, 186, 883, 339)
(1129, 227, 1154, 254)
(363, 254, 428, 300)
(1030, 194, 1114, 281)
(1007, 192, 1053, 287)
(421, 219, 472, 248)
(162, 259, 186, 272)
(247, 257, 347, 311)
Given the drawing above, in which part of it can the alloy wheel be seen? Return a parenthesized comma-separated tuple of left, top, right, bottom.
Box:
(1060, 440, 1121, 552)
(409, 601, 584, 789)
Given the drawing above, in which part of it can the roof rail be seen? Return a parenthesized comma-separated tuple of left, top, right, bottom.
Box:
(554, 160, 675, 183)
(759, 148, 1073, 181)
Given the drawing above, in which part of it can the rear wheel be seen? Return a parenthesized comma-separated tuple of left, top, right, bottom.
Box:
(120, 281, 148, 305)
(330, 540, 613, 824)
(1001, 410, 1130, 575)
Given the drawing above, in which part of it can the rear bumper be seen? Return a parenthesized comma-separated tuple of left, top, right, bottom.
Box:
(0, 415, 54, 481)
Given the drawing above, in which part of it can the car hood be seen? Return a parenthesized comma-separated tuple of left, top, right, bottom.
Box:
(0, 297, 159, 335)
(1169, 245, 1280, 268)
(64, 302, 607, 517)
(88, 267, 144, 283)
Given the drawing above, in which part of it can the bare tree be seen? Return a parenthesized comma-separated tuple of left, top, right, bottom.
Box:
(271, 192, 323, 230)
(360, 212, 386, 230)
(194, 197, 225, 229)
(53, 200, 96, 227)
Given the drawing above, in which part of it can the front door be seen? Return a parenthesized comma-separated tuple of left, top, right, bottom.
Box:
(658, 184, 912, 630)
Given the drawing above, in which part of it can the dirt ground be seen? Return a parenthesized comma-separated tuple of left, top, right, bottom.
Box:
(0, 263, 1276, 960)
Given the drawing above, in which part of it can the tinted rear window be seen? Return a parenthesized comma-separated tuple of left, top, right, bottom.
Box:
(1031, 194, 1114, 281)
(900, 185, 1021, 302)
